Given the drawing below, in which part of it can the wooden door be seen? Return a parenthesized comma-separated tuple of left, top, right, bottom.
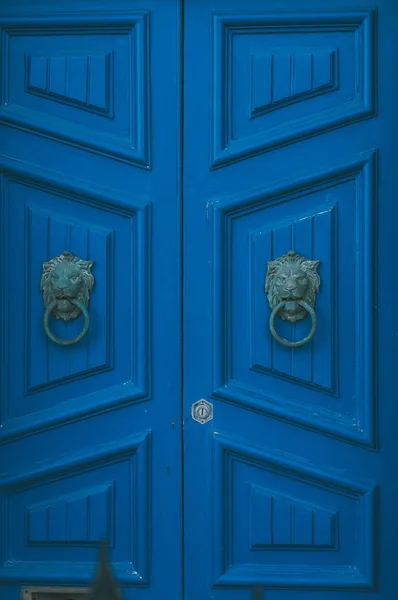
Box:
(183, 1, 398, 598)
(0, 1, 182, 599)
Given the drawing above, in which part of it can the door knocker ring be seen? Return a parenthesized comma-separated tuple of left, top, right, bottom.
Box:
(269, 299, 317, 348)
(40, 251, 95, 346)
(265, 250, 320, 348)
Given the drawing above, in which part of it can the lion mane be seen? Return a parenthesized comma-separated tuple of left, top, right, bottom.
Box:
(40, 251, 95, 320)
(265, 250, 320, 316)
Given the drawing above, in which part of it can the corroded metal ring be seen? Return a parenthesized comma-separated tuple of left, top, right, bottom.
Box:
(269, 300, 317, 348)
(43, 300, 90, 346)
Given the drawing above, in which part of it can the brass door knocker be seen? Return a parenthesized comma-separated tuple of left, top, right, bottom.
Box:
(40, 251, 95, 346)
(265, 250, 320, 348)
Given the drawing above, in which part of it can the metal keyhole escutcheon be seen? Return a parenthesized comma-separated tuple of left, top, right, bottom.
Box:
(192, 399, 213, 424)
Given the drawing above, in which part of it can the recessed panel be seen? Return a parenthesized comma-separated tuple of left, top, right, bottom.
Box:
(26, 52, 114, 117)
(0, 160, 150, 441)
(212, 433, 376, 589)
(249, 207, 336, 394)
(249, 484, 338, 550)
(212, 11, 375, 168)
(24, 205, 113, 396)
(211, 153, 376, 446)
(27, 482, 114, 545)
(250, 49, 338, 118)
(0, 432, 151, 585)
(0, 12, 150, 167)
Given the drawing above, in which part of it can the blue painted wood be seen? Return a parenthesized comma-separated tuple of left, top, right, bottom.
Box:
(183, 0, 398, 599)
(0, 0, 182, 599)
(1, 0, 398, 599)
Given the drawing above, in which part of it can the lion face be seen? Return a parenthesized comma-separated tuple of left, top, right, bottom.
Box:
(41, 251, 95, 321)
(265, 250, 320, 323)
(271, 261, 311, 302)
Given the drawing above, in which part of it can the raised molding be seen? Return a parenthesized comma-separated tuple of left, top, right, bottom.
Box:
(0, 156, 151, 443)
(250, 49, 338, 119)
(211, 10, 376, 169)
(248, 205, 338, 395)
(0, 431, 152, 585)
(26, 482, 115, 545)
(25, 52, 114, 118)
(211, 432, 376, 589)
(249, 484, 338, 550)
(0, 11, 151, 168)
(210, 151, 377, 448)
(25, 206, 115, 395)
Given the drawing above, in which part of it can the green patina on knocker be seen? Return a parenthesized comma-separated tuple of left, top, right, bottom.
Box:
(265, 250, 320, 348)
(40, 251, 95, 346)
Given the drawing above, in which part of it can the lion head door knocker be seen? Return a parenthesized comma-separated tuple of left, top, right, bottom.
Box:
(265, 250, 320, 348)
(40, 251, 95, 346)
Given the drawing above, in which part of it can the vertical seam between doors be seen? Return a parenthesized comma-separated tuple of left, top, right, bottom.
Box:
(178, 0, 185, 598)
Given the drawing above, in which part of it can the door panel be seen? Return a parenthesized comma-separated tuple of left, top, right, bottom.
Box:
(210, 154, 376, 447)
(1, 0, 398, 598)
(3, 166, 150, 437)
(184, 1, 397, 599)
(0, 1, 182, 599)
(1, 10, 150, 168)
(211, 10, 375, 169)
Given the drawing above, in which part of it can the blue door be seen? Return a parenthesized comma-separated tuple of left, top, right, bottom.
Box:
(0, 0, 182, 599)
(1, 0, 398, 599)
(183, 0, 398, 599)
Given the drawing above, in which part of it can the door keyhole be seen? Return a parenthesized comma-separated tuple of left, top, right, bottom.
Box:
(191, 400, 213, 424)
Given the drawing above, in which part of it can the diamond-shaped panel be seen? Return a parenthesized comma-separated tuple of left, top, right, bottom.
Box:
(0, 432, 151, 585)
(0, 159, 150, 442)
(0, 11, 150, 167)
(212, 433, 376, 589)
(211, 10, 375, 168)
(210, 153, 376, 447)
